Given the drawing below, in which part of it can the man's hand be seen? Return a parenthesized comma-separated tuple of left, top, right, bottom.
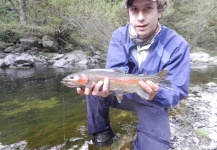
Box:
(139, 80, 159, 100)
(76, 77, 111, 98)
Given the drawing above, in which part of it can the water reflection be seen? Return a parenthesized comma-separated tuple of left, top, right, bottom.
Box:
(190, 65, 217, 85)
(0, 65, 217, 149)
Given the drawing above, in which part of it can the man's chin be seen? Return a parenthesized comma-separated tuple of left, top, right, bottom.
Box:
(137, 33, 149, 39)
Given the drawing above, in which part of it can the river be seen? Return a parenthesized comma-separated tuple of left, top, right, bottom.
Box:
(0, 65, 217, 149)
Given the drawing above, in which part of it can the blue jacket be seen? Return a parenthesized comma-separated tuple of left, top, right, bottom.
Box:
(106, 23, 190, 108)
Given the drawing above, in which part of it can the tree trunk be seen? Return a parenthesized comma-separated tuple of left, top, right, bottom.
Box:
(19, 0, 27, 24)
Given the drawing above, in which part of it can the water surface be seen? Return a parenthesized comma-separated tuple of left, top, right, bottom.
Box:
(0, 65, 217, 149)
(0, 67, 137, 149)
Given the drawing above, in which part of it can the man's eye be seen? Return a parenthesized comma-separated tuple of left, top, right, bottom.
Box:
(145, 6, 152, 10)
(130, 7, 137, 12)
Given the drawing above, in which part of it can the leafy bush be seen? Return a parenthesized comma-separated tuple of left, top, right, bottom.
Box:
(67, 0, 127, 50)
(20, 0, 126, 50)
(0, 29, 21, 43)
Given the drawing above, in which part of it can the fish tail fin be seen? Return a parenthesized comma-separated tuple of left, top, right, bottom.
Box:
(159, 79, 171, 88)
(155, 70, 168, 79)
(156, 70, 171, 88)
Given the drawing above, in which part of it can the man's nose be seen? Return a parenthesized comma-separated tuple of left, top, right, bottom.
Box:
(138, 12, 145, 22)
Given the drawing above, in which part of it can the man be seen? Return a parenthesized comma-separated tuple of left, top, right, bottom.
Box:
(77, 0, 190, 149)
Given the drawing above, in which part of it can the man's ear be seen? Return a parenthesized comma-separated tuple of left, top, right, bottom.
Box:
(158, 12, 163, 20)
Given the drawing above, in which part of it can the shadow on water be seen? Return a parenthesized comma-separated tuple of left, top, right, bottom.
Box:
(0, 65, 217, 149)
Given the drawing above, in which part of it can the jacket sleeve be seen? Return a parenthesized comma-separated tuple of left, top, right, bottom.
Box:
(105, 29, 129, 72)
(153, 41, 191, 108)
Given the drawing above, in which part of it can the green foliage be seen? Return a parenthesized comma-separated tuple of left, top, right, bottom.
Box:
(67, 0, 127, 50)
(0, 0, 216, 53)
(162, 0, 217, 52)
(0, 29, 21, 43)
(0, 1, 19, 23)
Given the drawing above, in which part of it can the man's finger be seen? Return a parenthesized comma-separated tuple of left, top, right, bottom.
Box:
(102, 77, 109, 92)
(92, 81, 103, 96)
(139, 81, 150, 93)
(146, 80, 159, 92)
(77, 87, 84, 95)
(85, 81, 96, 95)
(101, 77, 112, 97)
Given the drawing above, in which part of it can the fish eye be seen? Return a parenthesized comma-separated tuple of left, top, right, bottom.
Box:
(70, 76, 74, 79)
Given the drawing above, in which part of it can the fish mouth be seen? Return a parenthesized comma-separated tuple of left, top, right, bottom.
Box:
(61, 80, 78, 88)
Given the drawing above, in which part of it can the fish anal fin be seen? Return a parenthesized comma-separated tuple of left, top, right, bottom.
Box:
(115, 91, 124, 103)
(116, 95, 123, 103)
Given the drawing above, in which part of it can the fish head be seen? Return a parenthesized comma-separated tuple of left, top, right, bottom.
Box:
(61, 73, 89, 88)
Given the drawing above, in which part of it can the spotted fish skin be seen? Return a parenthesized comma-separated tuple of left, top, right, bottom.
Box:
(61, 69, 171, 102)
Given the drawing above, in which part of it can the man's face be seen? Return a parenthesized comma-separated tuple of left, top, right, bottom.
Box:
(128, 0, 162, 39)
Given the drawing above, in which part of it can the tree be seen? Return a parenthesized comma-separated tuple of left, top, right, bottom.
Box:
(19, 0, 27, 24)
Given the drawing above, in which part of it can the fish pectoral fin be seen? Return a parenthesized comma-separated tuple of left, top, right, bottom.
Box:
(137, 90, 149, 100)
(104, 68, 126, 74)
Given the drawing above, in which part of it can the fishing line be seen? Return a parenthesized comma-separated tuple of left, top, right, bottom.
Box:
(60, 84, 66, 143)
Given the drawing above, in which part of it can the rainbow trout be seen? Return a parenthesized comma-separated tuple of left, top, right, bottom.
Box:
(61, 69, 171, 103)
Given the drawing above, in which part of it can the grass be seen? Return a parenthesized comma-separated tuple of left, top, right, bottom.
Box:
(195, 128, 209, 139)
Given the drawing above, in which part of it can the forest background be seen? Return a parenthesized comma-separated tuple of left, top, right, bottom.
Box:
(0, 0, 216, 55)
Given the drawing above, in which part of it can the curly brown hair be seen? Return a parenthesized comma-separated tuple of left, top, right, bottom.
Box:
(125, 0, 169, 13)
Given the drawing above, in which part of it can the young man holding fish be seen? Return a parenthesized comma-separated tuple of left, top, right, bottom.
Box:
(77, 0, 190, 149)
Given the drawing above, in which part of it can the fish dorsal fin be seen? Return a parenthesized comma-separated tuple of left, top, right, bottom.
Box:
(113, 69, 126, 74)
(89, 69, 126, 74)
(139, 73, 147, 76)
(139, 70, 167, 77)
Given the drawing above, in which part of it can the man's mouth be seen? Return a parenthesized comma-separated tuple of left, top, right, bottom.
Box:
(136, 25, 148, 30)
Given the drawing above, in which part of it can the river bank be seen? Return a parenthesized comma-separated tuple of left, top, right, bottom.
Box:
(1, 36, 217, 69)
(169, 80, 217, 150)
